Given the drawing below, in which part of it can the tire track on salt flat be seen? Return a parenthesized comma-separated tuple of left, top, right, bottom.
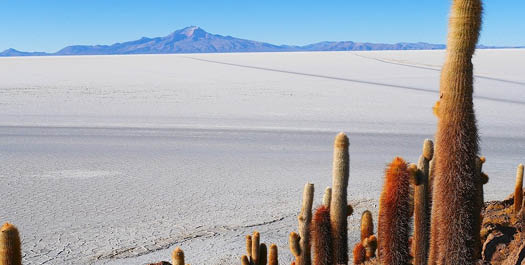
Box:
(351, 53, 525, 86)
(184, 56, 525, 106)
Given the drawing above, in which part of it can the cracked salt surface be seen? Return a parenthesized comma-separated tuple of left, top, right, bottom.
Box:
(0, 50, 524, 264)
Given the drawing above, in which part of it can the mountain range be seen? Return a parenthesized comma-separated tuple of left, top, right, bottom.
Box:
(1, 26, 521, 57)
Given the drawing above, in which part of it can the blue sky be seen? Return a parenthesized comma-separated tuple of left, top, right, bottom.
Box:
(1, 0, 524, 52)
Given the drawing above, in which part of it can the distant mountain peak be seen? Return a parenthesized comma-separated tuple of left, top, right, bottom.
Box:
(1, 26, 520, 57)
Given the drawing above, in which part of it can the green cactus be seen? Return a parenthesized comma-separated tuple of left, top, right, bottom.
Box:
(0, 223, 22, 265)
(378, 157, 410, 265)
(429, 0, 483, 263)
(330, 132, 350, 265)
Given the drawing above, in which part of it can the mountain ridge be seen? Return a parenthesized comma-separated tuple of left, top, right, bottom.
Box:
(1, 26, 522, 57)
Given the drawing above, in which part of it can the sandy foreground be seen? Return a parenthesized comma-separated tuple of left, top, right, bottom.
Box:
(0, 50, 524, 264)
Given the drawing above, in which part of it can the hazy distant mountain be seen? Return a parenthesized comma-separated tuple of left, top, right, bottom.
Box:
(1, 26, 522, 57)
(0, 48, 49, 57)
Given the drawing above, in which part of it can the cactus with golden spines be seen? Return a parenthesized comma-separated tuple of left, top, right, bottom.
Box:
(311, 205, 332, 265)
(330, 132, 350, 265)
(243, 232, 276, 265)
(353, 242, 366, 264)
(289, 232, 301, 262)
(429, 0, 483, 263)
(172, 247, 185, 265)
(515, 164, 524, 213)
(269, 244, 278, 265)
(411, 139, 433, 265)
(322, 187, 332, 208)
(0, 223, 22, 265)
(378, 157, 410, 265)
(363, 235, 377, 260)
(252, 231, 261, 265)
(360, 211, 374, 242)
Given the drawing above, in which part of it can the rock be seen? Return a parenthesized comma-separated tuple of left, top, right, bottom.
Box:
(502, 239, 525, 265)
(482, 231, 514, 262)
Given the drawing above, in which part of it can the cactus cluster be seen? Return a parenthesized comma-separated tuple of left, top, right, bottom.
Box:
(243, 231, 277, 265)
(353, 210, 377, 264)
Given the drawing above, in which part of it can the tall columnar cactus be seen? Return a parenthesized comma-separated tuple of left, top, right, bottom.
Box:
(294, 182, 314, 265)
(311, 205, 332, 265)
(378, 157, 410, 265)
(412, 139, 433, 265)
(429, 0, 483, 264)
(330, 132, 350, 265)
(252, 231, 261, 265)
(172, 247, 185, 265)
(0, 223, 22, 265)
(360, 210, 374, 242)
(269, 244, 278, 265)
(515, 164, 524, 213)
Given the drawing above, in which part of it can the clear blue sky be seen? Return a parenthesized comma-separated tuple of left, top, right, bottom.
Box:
(1, 0, 524, 52)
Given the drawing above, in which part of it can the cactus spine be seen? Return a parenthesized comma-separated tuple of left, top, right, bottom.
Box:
(412, 139, 433, 265)
(311, 206, 332, 265)
(269, 244, 278, 265)
(172, 247, 185, 265)
(429, 0, 482, 264)
(329, 132, 350, 265)
(515, 164, 524, 213)
(378, 157, 410, 265)
(0, 223, 21, 265)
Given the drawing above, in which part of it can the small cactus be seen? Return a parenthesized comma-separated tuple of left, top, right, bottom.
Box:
(322, 187, 332, 208)
(330, 132, 350, 265)
(360, 210, 374, 242)
(295, 182, 314, 265)
(412, 139, 433, 265)
(252, 231, 261, 265)
(515, 164, 524, 213)
(269, 244, 278, 265)
(172, 247, 185, 265)
(244, 232, 276, 265)
(259, 244, 268, 265)
(289, 232, 301, 260)
(353, 242, 366, 265)
(363, 235, 377, 260)
(0, 222, 22, 265)
(378, 157, 410, 265)
(311, 206, 332, 265)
